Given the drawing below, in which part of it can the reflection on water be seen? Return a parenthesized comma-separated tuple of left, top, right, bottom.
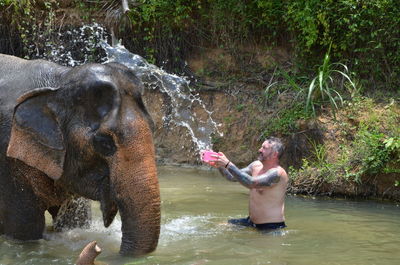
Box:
(1, 166, 400, 265)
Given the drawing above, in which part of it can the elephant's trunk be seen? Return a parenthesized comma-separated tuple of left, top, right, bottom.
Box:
(108, 119, 160, 256)
(76, 241, 102, 265)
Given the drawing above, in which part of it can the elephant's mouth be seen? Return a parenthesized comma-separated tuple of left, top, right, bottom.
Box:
(100, 192, 118, 227)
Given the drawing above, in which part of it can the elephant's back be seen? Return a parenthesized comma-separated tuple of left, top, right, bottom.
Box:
(0, 62, 15, 160)
(0, 54, 30, 139)
(0, 54, 68, 108)
(0, 55, 20, 148)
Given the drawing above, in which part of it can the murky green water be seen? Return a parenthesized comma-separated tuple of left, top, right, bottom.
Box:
(1, 166, 400, 265)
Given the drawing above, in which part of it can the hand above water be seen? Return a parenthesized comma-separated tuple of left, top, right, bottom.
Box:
(200, 150, 216, 166)
(209, 152, 230, 168)
(199, 150, 230, 169)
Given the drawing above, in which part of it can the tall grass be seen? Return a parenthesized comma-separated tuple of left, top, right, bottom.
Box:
(306, 44, 356, 117)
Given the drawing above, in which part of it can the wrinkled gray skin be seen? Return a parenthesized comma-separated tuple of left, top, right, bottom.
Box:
(0, 54, 160, 256)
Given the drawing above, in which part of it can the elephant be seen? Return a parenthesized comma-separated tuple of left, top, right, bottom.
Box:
(0, 53, 161, 256)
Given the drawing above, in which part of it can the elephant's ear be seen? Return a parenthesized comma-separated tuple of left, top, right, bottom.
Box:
(7, 87, 65, 180)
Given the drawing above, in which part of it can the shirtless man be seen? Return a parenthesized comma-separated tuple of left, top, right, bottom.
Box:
(205, 137, 288, 230)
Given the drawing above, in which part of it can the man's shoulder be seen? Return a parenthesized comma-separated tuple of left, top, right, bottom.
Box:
(265, 166, 287, 179)
(276, 166, 288, 180)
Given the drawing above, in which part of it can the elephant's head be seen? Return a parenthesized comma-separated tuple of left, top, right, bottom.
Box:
(6, 62, 160, 256)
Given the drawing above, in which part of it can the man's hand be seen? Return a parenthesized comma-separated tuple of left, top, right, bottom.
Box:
(200, 150, 217, 166)
(200, 150, 237, 182)
(209, 152, 230, 168)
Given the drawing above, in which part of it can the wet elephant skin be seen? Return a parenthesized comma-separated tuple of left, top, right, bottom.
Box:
(0, 54, 160, 256)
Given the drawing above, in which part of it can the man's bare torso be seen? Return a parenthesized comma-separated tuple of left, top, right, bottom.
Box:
(249, 161, 288, 224)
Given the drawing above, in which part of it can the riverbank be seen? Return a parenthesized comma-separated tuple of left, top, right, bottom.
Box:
(146, 87, 400, 202)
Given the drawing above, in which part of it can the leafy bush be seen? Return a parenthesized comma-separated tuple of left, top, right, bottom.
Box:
(284, 0, 400, 89)
(293, 128, 399, 184)
(352, 129, 390, 176)
(291, 97, 399, 185)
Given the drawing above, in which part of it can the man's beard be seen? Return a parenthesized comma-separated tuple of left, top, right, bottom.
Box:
(258, 152, 272, 162)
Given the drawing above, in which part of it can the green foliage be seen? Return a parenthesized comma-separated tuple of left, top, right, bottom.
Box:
(1, 0, 399, 87)
(261, 102, 311, 137)
(294, 129, 399, 184)
(124, 0, 200, 65)
(284, 0, 400, 88)
(197, 0, 285, 46)
(2, 0, 35, 56)
(0, 0, 15, 6)
(266, 47, 357, 120)
(124, 0, 399, 88)
(341, 125, 398, 182)
(353, 129, 389, 175)
(309, 140, 327, 167)
(72, 0, 98, 20)
(345, 97, 400, 182)
(2, 0, 396, 88)
(0, 0, 59, 58)
(383, 137, 400, 173)
(235, 104, 245, 112)
(291, 97, 399, 185)
(265, 68, 306, 95)
(384, 137, 400, 154)
(306, 44, 356, 117)
(292, 139, 338, 183)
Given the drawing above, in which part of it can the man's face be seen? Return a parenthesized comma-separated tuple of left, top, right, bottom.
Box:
(258, 140, 276, 162)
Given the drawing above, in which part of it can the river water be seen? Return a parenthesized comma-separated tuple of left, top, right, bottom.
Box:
(1, 166, 399, 265)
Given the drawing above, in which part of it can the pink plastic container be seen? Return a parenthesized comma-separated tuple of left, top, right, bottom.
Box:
(202, 151, 221, 162)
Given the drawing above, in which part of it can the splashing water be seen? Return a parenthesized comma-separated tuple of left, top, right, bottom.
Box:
(102, 42, 222, 151)
(33, 23, 108, 67)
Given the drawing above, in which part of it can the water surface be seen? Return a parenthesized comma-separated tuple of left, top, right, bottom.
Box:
(1, 166, 399, 265)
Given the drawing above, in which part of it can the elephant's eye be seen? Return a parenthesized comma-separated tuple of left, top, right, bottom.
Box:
(92, 133, 116, 156)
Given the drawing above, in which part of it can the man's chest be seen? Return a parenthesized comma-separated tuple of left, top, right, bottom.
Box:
(250, 186, 270, 196)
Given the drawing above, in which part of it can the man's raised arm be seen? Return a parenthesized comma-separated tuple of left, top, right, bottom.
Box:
(226, 164, 280, 189)
(218, 162, 253, 182)
(208, 152, 280, 188)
